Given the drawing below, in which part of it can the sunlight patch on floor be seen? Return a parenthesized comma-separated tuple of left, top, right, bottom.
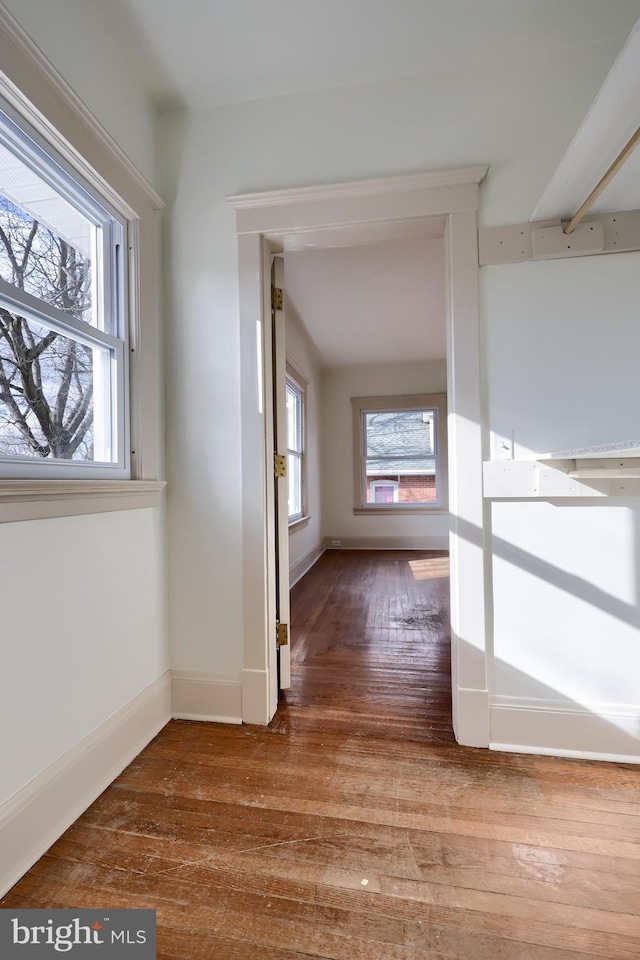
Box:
(408, 557, 450, 581)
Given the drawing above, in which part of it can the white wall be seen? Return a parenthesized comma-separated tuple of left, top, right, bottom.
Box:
(483, 253, 640, 757)
(322, 361, 448, 547)
(0, 0, 168, 826)
(160, 38, 623, 683)
(283, 307, 323, 582)
(0, 509, 167, 805)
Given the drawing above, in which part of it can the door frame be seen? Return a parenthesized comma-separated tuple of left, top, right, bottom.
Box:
(229, 167, 491, 745)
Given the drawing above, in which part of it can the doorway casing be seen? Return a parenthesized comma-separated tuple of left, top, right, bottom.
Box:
(228, 167, 490, 746)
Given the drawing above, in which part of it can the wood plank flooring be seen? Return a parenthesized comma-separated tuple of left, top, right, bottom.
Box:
(3, 549, 640, 959)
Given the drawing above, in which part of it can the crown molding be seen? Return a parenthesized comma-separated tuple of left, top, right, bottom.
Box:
(0, 3, 164, 211)
(227, 166, 489, 210)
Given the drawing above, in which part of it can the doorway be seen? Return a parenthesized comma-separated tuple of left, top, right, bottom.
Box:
(229, 168, 490, 747)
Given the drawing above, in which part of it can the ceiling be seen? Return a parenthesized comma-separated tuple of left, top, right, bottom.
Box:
(284, 235, 446, 369)
(534, 17, 640, 220)
(107, 0, 640, 112)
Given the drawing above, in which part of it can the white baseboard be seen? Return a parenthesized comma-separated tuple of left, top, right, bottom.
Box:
(0, 671, 171, 898)
(171, 671, 242, 723)
(290, 540, 325, 587)
(241, 668, 271, 725)
(323, 536, 449, 550)
(490, 696, 640, 763)
(453, 686, 490, 747)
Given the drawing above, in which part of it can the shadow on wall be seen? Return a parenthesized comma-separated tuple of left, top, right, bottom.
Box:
(455, 510, 640, 758)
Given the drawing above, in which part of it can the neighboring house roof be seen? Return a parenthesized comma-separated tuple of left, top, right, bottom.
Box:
(367, 459, 436, 476)
(365, 410, 436, 476)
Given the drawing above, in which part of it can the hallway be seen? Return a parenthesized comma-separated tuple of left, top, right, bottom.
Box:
(277, 550, 454, 745)
(2, 551, 639, 959)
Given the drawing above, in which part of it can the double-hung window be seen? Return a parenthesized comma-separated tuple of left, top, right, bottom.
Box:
(285, 372, 304, 522)
(352, 393, 447, 513)
(0, 102, 128, 479)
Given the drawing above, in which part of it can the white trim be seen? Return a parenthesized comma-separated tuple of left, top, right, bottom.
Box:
(0, 5, 163, 213)
(288, 514, 310, 531)
(0, 671, 171, 898)
(483, 459, 640, 499)
(479, 211, 640, 265)
(171, 671, 242, 724)
(490, 696, 640, 762)
(241, 668, 270, 725)
(323, 536, 449, 551)
(491, 694, 640, 717)
(352, 393, 447, 513)
(231, 169, 488, 738)
(445, 210, 489, 747)
(227, 167, 489, 209)
(491, 743, 640, 765)
(0, 480, 165, 523)
(454, 687, 490, 747)
(290, 539, 325, 587)
(0, 13, 166, 488)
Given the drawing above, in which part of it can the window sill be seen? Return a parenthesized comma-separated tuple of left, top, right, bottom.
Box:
(0, 480, 166, 524)
(288, 515, 310, 531)
(353, 505, 448, 515)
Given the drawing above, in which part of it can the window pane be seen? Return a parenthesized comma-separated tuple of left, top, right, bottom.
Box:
(287, 452, 302, 517)
(0, 310, 112, 462)
(366, 466, 437, 504)
(0, 142, 97, 325)
(286, 381, 301, 452)
(365, 410, 434, 458)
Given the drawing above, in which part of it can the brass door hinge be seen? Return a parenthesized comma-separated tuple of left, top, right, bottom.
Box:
(276, 622, 289, 647)
(274, 453, 286, 478)
(271, 286, 283, 311)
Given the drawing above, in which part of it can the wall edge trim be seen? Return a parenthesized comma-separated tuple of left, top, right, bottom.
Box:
(290, 539, 325, 587)
(322, 536, 449, 551)
(490, 698, 640, 762)
(0, 671, 171, 897)
(171, 672, 243, 725)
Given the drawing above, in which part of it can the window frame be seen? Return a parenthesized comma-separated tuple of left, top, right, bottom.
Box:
(351, 393, 448, 514)
(0, 96, 130, 480)
(0, 17, 166, 523)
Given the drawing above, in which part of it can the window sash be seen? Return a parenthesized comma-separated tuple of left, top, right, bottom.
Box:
(0, 101, 129, 478)
(352, 394, 447, 512)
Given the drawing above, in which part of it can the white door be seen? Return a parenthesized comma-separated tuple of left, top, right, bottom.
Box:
(272, 256, 291, 689)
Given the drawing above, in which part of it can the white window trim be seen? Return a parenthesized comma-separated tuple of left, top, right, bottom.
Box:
(0, 99, 130, 480)
(352, 393, 448, 515)
(0, 10, 165, 520)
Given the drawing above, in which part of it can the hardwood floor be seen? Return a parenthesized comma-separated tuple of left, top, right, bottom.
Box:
(3, 549, 640, 959)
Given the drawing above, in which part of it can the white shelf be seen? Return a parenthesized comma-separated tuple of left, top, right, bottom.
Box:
(484, 440, 640, 499)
